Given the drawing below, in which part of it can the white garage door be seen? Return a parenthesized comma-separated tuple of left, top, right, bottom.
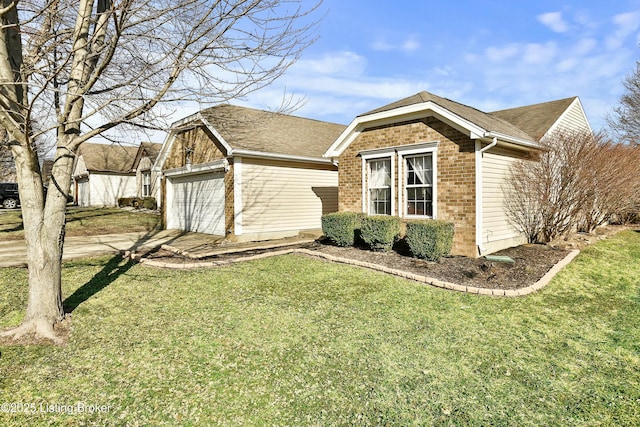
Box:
(167, 172, 225, 235)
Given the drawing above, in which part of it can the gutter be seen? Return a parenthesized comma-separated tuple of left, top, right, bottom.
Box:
(479, 135, 498, 154)
(232, 149, 336, 166)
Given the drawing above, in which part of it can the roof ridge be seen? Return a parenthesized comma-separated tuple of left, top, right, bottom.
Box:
(199, 103, 346, 127)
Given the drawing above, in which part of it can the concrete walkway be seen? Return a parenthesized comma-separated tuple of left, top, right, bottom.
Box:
(0, 230, 185, 268)
(0, 229, 323, 268)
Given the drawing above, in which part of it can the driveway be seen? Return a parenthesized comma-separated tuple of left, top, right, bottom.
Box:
(0, 230, 184, 268)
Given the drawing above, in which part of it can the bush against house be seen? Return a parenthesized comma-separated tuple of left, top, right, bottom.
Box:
(360, 216, 401, 252)
(321, 212, 364, 247)
(405, 220, 454, 261)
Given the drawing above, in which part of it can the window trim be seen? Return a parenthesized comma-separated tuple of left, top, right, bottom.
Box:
(361, 149, 395, 216)
(142, 171, 152, 197)
(358, 143, 438, 218)
(397, 143, 438, 219)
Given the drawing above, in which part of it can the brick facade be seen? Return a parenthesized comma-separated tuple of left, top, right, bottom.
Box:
(338, 117, 478, 257)
(164, 127, 227, 170)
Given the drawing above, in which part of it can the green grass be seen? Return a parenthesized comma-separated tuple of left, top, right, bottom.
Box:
(1, 231, 639, 426)
(0, 207, 160, 240)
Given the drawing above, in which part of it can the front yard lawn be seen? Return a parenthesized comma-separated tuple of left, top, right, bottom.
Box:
(0, 207, 160, 240)
(0, 231, 639, 425)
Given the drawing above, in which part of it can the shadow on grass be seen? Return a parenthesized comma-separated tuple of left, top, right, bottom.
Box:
(63, 255, 136, 313)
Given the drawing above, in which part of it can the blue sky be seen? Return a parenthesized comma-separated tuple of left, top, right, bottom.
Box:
(234, 0, 640, 132)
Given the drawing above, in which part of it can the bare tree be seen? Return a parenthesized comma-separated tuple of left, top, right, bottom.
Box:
(609, 61, 640, 145)
(576, 141, 640, 232)
(0, 0, 320, 343)
(504, 130, 600, 244)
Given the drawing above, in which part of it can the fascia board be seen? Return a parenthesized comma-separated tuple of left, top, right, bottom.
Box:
(233, 149, 335, 165)
(152, 129, 177, 172)
(483, 132, 540, 150)
(163, 159, 229, 178)
(199, 114, 235, 156)
(323, 101, 487, 158)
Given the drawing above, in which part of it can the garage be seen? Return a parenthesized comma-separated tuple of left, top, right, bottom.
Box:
(166, 171, 225, 235)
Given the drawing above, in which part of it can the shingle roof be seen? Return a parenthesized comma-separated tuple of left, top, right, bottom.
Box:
(490, 97, 577, 141)
(361, 91, 536, 142)
(198, 104, 347, 158)
(132, 142, 163, 169)
(139, 142, 162, 163)
(77, 143, 138, 173)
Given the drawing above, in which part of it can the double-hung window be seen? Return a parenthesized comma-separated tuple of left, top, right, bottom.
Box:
(405, 154, 433, 217)
(361, 143, 436, 218)
(142, 171, 151, 197)
(368, 158, 392, 215)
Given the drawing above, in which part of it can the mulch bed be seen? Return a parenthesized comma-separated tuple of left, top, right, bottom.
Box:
(308, 241, 570, 290)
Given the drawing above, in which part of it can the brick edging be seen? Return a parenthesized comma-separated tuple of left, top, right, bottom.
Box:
(130, 248, 581, 297)
(297, 249, 581, 297)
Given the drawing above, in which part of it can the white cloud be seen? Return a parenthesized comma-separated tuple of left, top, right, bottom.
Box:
(606, 11, 640, 49)
(372, 34, 421, 53)
(485, 44, 519, 62)
(293, 51, 367, 76)
(523, 42, 557, 64)
(575, 38, 597, 55)
(537, 12, 569, 33)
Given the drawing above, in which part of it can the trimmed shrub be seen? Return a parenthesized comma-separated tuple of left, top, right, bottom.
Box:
(118, 197, 157, 210)
(321, 212, 364, 247)
(142, 197, 157, 210)
(360, 216, 401, 252)
(405, 220, 454, 261)
(118, 197, 140, 208)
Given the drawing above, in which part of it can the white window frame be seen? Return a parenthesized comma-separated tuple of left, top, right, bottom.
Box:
(397, 143, 438, 219)
(361, 148, 395, 216)
(142, 171, 151, 197)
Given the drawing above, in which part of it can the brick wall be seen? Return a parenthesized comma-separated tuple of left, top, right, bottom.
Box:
(337, 117, 478, 257)
(164, 127, 227, 170)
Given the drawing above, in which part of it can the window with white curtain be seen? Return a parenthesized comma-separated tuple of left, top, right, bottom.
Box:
(405, 154, 433, 217)
(368, 158, 391, 215)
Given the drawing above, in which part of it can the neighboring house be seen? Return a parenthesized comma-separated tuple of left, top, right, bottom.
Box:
(323, 91, 591, 257)
(155, 104, 346, 242)
(132, 142, 162, 201)
(72, 143, 139, 207)
(41, 159, 54, 187)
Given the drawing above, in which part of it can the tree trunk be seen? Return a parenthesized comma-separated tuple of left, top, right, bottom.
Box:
(1, 138, 75, 344)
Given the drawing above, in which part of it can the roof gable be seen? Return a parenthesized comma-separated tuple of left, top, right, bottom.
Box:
(362, 91, 535, 141)
(490, 97, 582, 141)
(132, 142, 163, 170)
(325, 91, 539, 158)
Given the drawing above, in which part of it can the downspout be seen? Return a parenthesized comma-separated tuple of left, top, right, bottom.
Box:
(480, 135, 498, 154)
(476, 136, 498, 255)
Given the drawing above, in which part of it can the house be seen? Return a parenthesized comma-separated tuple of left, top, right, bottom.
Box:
(155, 104, 346, 241)
(323, 91, 591, 257)
(132, 142, 163, 201)
(72, 143, 139, 207)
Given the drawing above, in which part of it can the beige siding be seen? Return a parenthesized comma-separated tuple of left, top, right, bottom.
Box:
(552, 99, 591, 134)
(240, 158, 337, 237)
(88, 173, 137, 207)
(481, 148, 526, 253)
